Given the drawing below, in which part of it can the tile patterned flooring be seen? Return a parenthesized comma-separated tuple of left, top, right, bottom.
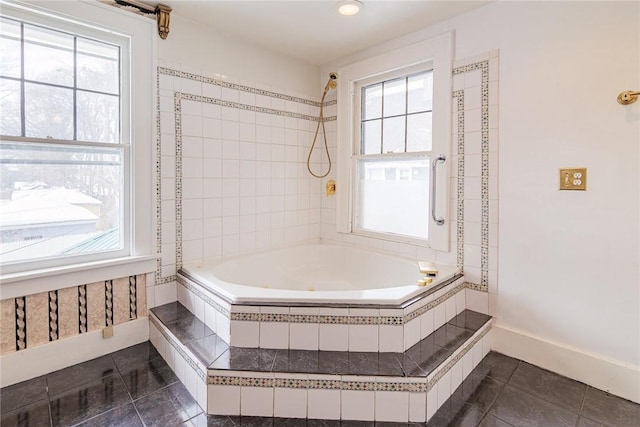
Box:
(1, 342, 638, 426)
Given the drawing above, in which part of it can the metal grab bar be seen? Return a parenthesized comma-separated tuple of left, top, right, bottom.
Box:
(431, 155, 446, 226)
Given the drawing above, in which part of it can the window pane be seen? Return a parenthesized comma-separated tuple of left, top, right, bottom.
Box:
(77, 91, 119, 143)
(382, 116, 405, 153)
(362, 83, 382, 120)
(357, 157, 429, 239)
(0, 78, 21, 136)
(407, 112, 432, 152)
(408, 71, 433, 113)
(0, 18, 21, 78)
(0, 142, 123, 263)
(24, 24, 73, 86)
(362, 119, 381, 154)
(77, 38, 119, 95)
(24, 82, 73, 139)
(383, 77, 406, 117)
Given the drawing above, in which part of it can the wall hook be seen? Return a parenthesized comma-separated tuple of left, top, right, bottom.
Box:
(617, 91, 640, 105)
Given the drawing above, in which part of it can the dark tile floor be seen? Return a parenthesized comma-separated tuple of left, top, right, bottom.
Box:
(2, 344, 639, 427)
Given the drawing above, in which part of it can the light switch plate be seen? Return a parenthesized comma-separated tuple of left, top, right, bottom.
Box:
(559, 168, 587, 190)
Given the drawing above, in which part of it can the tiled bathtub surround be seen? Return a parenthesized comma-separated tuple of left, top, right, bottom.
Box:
(0, 274, 147, 355)
(149, 300, 492, 422)
(155, 65, 334, 290)
(175, 270, 484, 352)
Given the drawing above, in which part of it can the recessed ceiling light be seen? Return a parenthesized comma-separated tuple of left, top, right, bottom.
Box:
(337, 0, 363, 16)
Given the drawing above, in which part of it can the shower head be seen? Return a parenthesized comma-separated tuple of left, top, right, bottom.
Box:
(329, 72, 338, 80)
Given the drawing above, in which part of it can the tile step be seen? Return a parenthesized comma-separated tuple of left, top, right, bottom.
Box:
(149, 301, 493, 422)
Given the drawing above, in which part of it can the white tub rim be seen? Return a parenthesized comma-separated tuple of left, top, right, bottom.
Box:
(178, 242, 461, 307)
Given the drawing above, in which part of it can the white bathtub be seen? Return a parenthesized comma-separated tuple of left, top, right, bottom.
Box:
(179, 243, 460, 306)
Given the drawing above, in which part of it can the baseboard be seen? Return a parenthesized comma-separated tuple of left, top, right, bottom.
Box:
(491, 323, 640, 404)
(0, 317, 149, 388)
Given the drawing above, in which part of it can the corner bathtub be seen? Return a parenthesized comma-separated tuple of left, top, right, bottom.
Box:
(179, 244, 460, 306)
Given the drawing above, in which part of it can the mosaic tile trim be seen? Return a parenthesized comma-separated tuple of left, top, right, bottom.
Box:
(308, 379, 342, 390)
(15, 297, 26, 351)
(479, 62, 490, 289)
(78, 285, 87, 334)
(105, 280, 114, 327)
(48, 291, 59, 342)
(426, 321, 491, 391)
(150, 313, 207, 381)
(129, 275, 137, 320)
(155, 66, 165, 285)
(453, 89, 465, 270)
(177, 91, 334, 123)
(159, 66, 324, 108)
(177, 276, 230, 318)
(466, 282, 487, 292)
(180, 274, 462, 326)
(452, 59, 492, 292)
(174, 92, 183, 270)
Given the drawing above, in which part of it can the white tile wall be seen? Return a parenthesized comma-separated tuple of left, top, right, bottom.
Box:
(156, 67, 323, 289)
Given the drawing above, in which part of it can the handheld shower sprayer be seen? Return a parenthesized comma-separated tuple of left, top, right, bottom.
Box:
(307, 72, 338, 178)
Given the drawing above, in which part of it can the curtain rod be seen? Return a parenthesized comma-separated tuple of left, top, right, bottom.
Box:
(110, 0, 172, 39)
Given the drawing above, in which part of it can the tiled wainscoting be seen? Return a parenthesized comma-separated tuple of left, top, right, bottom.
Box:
(0, 274, 146, 355)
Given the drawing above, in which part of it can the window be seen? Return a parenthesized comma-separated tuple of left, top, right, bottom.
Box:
(356, 70, 433, 240)
(336, 33, 453, 250)
(0, 1, 154, 281)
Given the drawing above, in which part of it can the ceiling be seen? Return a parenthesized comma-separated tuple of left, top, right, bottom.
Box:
(161, 1, 492, 65)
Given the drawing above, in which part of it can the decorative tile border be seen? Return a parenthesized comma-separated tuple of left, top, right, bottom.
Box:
(452, 59, 492, 293)
(15, 297, 26, 351)
(129, 275, 137, 320)
(48, 291, 58, 342)
(78, 285, 87, 334)
(159, 67, 335, 108)
(453, 89, 465, 270)
(105, 279, 114, 327)
(150, 313, 206, 381)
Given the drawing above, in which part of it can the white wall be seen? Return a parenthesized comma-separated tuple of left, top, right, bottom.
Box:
(158, 13, 319, 98)
(323, 0, 639, 400)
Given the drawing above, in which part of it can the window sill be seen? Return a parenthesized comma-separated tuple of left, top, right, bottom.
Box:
(0, 255, 158, 299)
(350, 229, 432, 248)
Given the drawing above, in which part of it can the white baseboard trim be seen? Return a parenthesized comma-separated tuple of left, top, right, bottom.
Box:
(491, 323, 640, 404)
(0, 317, 149, 388)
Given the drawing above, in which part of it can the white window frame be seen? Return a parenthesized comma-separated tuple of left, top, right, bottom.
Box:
(336, 32, 453, 251)
(0, 0, 156, 297)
